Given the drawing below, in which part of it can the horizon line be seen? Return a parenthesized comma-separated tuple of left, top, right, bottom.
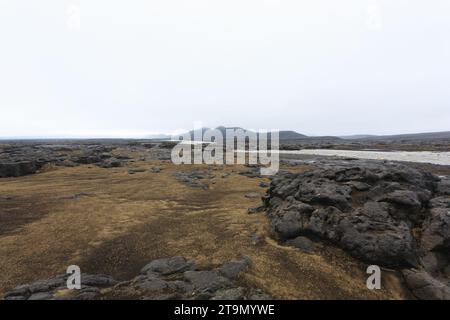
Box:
(0, 129, 450, 141)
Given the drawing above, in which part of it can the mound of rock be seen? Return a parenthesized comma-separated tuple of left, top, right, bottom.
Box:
(175, 170, 215, 189)
(0, 160, 45, 178)
(263, 159, 450, 299)
(3, 274, 118, 300)
(0, 143, 116, 177)
(3, 256, 270, 300)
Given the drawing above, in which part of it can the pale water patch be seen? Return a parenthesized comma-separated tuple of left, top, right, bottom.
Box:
(280, 149, 450, 166)
(178, 140, 209, 145)
(178, 141, 450, 166)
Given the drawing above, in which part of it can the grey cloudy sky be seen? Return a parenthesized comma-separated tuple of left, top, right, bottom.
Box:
(0, 0, 449, 138)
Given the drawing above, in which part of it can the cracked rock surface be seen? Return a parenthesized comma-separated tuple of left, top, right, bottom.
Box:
(263, 159, 450, 299)
(3, 256, 269, 300)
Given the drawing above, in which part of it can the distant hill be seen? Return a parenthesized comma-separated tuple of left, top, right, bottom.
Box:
(278, 130, 308, 140)
(148, 129, 450, 142)
(339, 134, 377, 140)
(174, 127, 308, 141)
(303, 136, 343, 141)
(341, 131, 450, 141)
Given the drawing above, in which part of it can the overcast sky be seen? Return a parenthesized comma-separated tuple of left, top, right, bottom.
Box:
(0, 0, 449, 138)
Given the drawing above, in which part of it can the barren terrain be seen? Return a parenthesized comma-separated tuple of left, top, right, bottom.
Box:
(0, 148, 408, 299)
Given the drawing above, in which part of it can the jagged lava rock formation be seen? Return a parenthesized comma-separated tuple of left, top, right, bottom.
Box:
(3, 256, 270, 300)
(263, 159, 450, 299)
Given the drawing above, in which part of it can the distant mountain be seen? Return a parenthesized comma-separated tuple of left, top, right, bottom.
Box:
(151, 128, 450, 142)
(339, 134, 377, 140)
(278, 130, 308, 140)
(341, 131, 450, 141)
(174, 127, 308, 141)
(303, 136, 343, 141)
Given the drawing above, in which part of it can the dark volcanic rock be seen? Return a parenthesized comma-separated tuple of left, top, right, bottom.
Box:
(403, 269, 450, 300)
(174, 170, 215, 189)
(264, 160, 439, 267)
(269, 199, 314, 239)
(158, 141, 178, 149)
(344, 181, 371, 191)
(98, 158, 123, 168)
(247, 206, 265, 214)
(140, 256, 196, 276)
(285, 236, 315, 253)
(128, 168, 147, 174)
(3, 273, 117, 300)
(380, 190, 422, 208)
(184, 270, 231, 292)
(259, 181, 270, 188)
(238, 167, 261, 178)
(150, 166, 163, 173)
(81, 274, 118, 287)
(3, 256, 269, 300)
(0, 161, 43, 178)
(263, 159, 450, 299)
(0, 142, 134, 177)
(437, 177, 450, 195)
(295, 178, 352, 211)
(217, 257, 251, 279)
(419, 197, 450, 275)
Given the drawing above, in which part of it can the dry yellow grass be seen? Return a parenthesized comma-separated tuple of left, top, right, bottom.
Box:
(0, 159, 409, 299)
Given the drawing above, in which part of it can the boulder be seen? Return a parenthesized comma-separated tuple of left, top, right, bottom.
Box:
(0, 161, 41, 178)
(4, 256, 270, 300)
(380, 190, 422, 208)
(437, 177, 450, 195)
(419, 201, 450, 274)
(259, 181, 270, 188)
(217, 258, 251, 279)
(140, 256, 195, 276)
(285, 236, 315, 253)
(263, 159, 450, 298)
(136, 278, 168, 293)
(403, 269, 450, 300)
(183, 271, 230, 292)
(264, 160, 438, 268)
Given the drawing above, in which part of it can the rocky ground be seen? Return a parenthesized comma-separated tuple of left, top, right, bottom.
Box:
(1, 139, 449, 300)
(0, 140, 176, 178)
(4, 256, 271, 300)
(264, 159, 450, 299)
